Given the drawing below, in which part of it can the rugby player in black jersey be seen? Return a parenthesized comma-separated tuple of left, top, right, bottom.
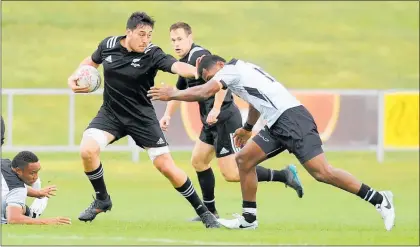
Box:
(67, 12, 219, 228)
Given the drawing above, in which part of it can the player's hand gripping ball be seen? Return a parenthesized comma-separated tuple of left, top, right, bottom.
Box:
(75, 65, 102, 93)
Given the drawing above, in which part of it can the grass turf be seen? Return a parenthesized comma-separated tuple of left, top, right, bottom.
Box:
(1, 151, 418, 245)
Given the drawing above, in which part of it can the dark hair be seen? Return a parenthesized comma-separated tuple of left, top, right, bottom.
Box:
(11, 151, 39, 169)
(198, 55, 226, 78)
(126, 11, 155, 30)
(1, 116, 4, 146)
(169, 22, 192, 35)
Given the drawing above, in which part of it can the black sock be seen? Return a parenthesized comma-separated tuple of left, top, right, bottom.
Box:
(242, 201, 257, 223)
(197, 168, 216, 213)
(357, 183, 383, 206)
(176, 178, 208, 216)
(256, 166, 287, 183)
(85, 163, 109, 200)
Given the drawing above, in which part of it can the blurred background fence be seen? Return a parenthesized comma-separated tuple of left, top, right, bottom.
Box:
(2, 88, 418, 163)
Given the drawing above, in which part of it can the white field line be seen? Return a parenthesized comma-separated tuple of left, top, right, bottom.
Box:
(5, 233, 262, 245)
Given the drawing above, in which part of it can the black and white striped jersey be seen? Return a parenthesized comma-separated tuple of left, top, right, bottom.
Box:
(214, 59, 301, 128)
(91, 35, 178, 125)
(176, 44, 238, 128)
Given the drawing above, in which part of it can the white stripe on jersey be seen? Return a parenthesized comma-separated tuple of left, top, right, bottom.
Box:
(106, 36, 118, 48)
(144, 43, 156, 54)
(187, 47, 204, 63)
(213, 59, 301, 128)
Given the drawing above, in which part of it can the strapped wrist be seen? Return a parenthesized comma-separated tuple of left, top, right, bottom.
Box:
(243, 122, 254, 132)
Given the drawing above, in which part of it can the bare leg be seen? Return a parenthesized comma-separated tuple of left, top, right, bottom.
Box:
(302, 153, 361, 194)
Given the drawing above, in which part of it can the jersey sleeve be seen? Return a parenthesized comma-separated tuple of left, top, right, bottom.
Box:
(176, 76, 188, 90)
(212, 65, 240, 90)
(5, 188, 27, 209)
(91, 36, 112, 64)
(151, 47, 177, 73)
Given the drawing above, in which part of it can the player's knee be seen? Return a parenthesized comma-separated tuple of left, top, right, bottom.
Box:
(155, 162, 172, 176)
(80, 143, 100, 162)
(191, 156, 210, 171)
(151, 150, 174, 176)
(80, 128, 106, 161)
(154, 158, 177, 178)
(235, 153, 250, 171)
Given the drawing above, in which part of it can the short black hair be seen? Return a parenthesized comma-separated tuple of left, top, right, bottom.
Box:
(11, 151, 39, 169)
(198, 55, 226, 79)
(169, 22, 192, 35)
(126, 11, 155, 30)
(1, 116, 5, 146)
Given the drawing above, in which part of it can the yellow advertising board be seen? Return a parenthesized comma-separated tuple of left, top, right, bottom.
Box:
(384, 92, 419, 147)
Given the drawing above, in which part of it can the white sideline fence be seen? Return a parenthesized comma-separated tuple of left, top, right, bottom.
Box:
(1, 88, 418, 163)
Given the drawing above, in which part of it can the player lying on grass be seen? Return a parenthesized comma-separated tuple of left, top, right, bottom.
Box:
(1, 150, 70, 225)
(147, 55, 396, 231)
(161, 22, 303, 222)
(1, 117, 69, 225)
(67, 12, 219, 228)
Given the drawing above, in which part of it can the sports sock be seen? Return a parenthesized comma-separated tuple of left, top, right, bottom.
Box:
(242, 201, 257, 223)
(357, 183, 383, 206)
(196, 168, 216, 213)
(85, 163, 109, 200)
(256, 166, 287, 183)
(176, 177, 208, 216)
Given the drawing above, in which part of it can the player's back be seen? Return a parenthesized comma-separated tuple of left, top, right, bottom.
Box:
(217, 59, 301, 127)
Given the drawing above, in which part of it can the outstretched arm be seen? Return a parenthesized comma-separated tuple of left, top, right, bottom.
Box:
(171, 62, 198, 79)
(27, 185, 56, 199)
(148, 80, 223, 102)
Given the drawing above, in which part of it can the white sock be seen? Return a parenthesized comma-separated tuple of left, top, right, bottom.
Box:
(30, 197, 49, 218)
(242, 207, 257, 216)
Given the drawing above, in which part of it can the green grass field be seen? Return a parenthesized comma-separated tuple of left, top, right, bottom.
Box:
(1, 1, 419, 147)
(1, 151, 419, 245)
(1, 1, 419, 245)
(2, 1, 419, 90)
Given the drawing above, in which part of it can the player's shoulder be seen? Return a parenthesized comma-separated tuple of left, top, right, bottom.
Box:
(187, 44, 211, 63)
(1, 158, 12, 166)
(1, 160, 25, 190)
(98, 35, 124, 50)
(221, 58, 241, 72)
(143, 43, 162, 55)
(1, 158, 12, 172)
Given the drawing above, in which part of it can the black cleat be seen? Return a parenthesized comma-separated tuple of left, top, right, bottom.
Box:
(189, 211, 219, 222)
(78, 195, 112, 222)
(283, 164, 304, 198)
(199, 211, 221, 228)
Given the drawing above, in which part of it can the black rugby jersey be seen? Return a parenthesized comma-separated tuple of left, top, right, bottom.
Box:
(91, 35, 177, 125)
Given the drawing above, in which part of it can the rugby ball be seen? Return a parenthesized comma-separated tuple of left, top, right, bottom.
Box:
(76, 65, 102, 93)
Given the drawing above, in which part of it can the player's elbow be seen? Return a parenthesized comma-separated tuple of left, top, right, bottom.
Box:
(201, 90, 213, 100)
(7, 214, 22, 224)
(201, 87, 218, 100)
(81, 56, 100, 69)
